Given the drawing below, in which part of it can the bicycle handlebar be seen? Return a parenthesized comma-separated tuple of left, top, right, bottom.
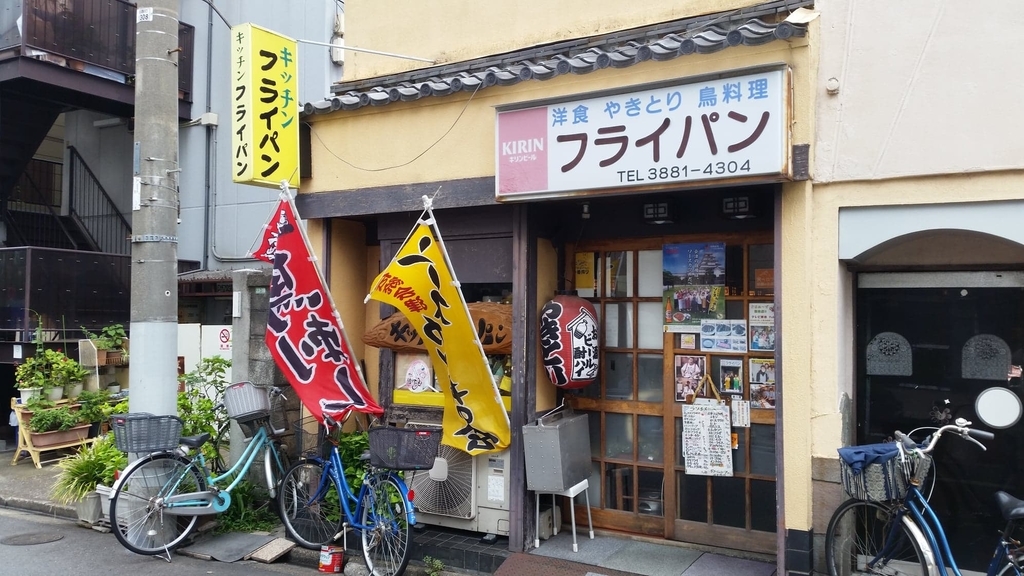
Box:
(895, 419, 993, 455)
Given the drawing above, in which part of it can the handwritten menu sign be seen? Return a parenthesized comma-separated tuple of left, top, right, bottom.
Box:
(681, 402, 733, 476)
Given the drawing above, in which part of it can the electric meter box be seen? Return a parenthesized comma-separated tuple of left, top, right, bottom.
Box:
(522, 409, 591, 493)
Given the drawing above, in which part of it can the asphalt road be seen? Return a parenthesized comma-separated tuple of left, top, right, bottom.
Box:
(0, 507, 312, 576)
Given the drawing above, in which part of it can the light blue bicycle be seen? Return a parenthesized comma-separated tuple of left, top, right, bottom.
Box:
(108, 381, 290, 557)
(825, 418, 1024, 576)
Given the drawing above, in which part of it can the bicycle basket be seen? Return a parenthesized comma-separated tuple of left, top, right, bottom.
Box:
(838, 443, 930, 502)
(110, 413, 183, 453)
(294, 415, 331, 460)
(368, 424, 441, 470)
(224, 381, 271, 423)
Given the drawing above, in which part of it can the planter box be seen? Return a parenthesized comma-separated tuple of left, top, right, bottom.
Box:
(76, 492, 102, 526)
(29, 424, 90, 448)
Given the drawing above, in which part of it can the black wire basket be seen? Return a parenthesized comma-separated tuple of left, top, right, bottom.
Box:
(367, 424, 441, 471)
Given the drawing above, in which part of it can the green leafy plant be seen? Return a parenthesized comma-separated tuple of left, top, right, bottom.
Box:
(177, 356, 231, 463)
(14, 326, 87, 391)
(23, 395, 56, 413)
(81, 324, 127, 352)
(76, 390, 111, 424)
(101, 399, 130, 421)
(28, 406, 82, 433)
(336, 430, 370, 494)
(214, 479, 279, 534)
(51, 434, 127, 504)
(423, 555, 446, 576)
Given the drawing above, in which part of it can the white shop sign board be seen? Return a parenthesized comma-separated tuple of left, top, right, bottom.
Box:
(496, 68, 790, 201)
(681, 402, 733, 477)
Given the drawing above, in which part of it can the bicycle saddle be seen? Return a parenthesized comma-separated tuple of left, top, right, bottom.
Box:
(179, 433, 211, 449)
(995, 491, 1024, 521)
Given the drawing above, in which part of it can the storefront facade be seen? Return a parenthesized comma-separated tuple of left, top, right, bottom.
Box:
(297, 1, 819, 575)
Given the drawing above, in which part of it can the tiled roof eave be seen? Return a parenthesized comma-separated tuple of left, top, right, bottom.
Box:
(301, 1, 811, 117)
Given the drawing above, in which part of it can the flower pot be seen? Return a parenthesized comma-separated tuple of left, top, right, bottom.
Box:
(95, 349, 108, 365)
(66, 382, 84, 400)
(19, 388, 42, 403)
(76, 491, 102, 526)
(29, 424, 90, 448)
(106, 384, 121, 394)
(45, 387, 64, 402)
(95, 485, 112, 524)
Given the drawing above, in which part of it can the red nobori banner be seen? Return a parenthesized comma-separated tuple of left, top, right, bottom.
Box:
(254, 198, 383, 421)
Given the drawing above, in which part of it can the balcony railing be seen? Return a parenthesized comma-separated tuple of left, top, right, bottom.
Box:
(0, 0, 194, 101)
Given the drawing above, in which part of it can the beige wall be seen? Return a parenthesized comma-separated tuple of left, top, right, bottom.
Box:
(306, 38, 815, 194)
(343, 0, 758, 80)
(308, 5, 822, 537)
(807, 173, 1024, 464)
(815, 0, 1024, 182)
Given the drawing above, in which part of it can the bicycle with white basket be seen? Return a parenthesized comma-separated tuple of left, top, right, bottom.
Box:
(107, 381, 290, 558)
(824, 418, 1024, 576)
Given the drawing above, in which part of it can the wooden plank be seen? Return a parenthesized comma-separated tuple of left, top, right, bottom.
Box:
(249, 538, 296, 563)
(294, 176, 498, 219)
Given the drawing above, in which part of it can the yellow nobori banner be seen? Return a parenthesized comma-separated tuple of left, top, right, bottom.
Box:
(230, 23, 299, 188)
(368, 219, 511, 455)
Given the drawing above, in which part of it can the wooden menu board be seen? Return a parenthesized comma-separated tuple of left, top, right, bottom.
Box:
(681, 401, 733, 477)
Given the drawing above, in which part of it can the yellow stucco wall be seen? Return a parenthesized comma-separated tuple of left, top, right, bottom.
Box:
(306, 12, 822, 536)
(343, 0, 761, 80)
(306, 39, 814, 195)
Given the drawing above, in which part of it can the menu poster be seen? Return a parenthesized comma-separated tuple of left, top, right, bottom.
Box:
(732, 400, 751, 427)
(681, 402, 734, 477)
(749, 302, 776, 352)
(700, 319, 747, 353)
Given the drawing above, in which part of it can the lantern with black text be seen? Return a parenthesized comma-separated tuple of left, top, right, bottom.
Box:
(539, 292, 599, 388)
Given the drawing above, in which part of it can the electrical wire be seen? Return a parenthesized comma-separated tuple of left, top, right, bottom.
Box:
(309, 81, 482, 172)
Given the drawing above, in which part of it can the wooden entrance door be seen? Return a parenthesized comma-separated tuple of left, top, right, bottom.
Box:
(565, 234, 777, 552)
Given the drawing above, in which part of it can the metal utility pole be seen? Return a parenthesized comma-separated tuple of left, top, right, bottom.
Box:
(130, 0, 180, 416)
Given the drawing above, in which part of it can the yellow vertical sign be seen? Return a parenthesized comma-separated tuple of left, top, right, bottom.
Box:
(230, 23, 299, 188)
(574, 252, 595, 291)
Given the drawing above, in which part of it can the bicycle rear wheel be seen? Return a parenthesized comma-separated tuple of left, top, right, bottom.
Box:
(826, 498, 928, 576)
(278, 460, 343, 549)
(360, 474, 411, 576)
(212, 421, 231, 474)
(109, 452, 208, 555)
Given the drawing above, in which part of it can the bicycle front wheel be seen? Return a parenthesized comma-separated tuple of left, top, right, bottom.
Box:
(278, 461, 343, 549)
(825, 498, 928, 576)
(109, 452, 208, 555)
(360, 474, 411, 576)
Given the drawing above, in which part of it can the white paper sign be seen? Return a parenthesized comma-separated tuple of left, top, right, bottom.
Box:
(682, 402, 733, 476)
(487, 475, 505, 503)
(732, 400, 751, 427)
(136, 7, 153, 23)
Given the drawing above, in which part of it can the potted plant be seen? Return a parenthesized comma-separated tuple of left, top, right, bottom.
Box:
(82, 324, 127, 365)
(51, 434, 127, 525)
(58, 356, 90, 400)
(28, 406, 89, 448)
(76, 389, 111, 437)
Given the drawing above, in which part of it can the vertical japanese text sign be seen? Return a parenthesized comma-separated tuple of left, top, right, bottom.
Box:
(231, 23, 300, 188)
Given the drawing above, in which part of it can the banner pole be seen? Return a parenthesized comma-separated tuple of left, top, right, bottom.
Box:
(279, 180, 375, 398)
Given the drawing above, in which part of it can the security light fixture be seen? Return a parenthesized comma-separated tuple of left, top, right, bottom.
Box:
(722, 196, 755, 219)
(642, 202, 674, 224)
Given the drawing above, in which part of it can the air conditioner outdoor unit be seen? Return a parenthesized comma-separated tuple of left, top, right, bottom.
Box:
(406, 422, 511, 536)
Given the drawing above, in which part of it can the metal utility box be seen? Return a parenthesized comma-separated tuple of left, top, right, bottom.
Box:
(523, 409, 591, 493)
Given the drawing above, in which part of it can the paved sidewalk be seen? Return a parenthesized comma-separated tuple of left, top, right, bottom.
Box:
(0, 449, 778, 576)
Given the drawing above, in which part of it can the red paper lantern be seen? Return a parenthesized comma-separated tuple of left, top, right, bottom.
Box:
(539, 292, 599, 388)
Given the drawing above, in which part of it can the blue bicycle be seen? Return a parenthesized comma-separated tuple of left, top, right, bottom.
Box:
(278, 411, 437, 576)
(825, 418, 1024, 576)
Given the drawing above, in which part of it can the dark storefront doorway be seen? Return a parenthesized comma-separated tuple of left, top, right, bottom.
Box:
(857, 272, 1024, 571)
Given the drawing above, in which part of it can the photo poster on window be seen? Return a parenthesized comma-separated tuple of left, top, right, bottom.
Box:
(749, 358, 776, 409)
(682, 402, 733, 476)
(674, 354, 706, 403)
(749, 302, 776, 352)
(719, 358, 744, 396)
(663, 242, 727, 333)
(700, 319, 748, 353)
